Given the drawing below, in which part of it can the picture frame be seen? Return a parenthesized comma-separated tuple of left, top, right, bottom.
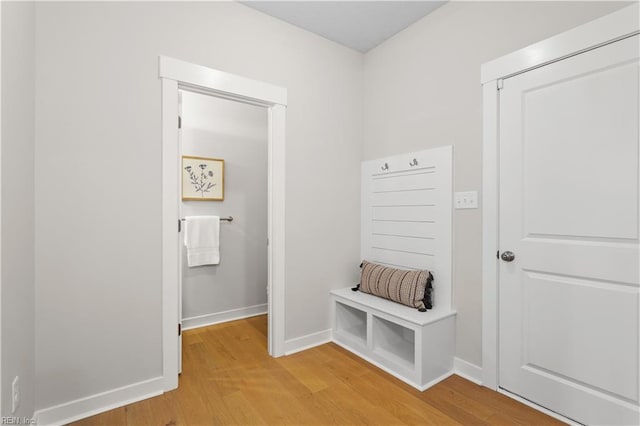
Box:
(182, 156, 224, 201)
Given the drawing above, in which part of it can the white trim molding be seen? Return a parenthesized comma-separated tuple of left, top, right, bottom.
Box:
(453, 358, 482, 386)
(160, 56, 288, 393)
(267, 103, 287, 359)
(284, 329, 332, 356)
(481, 81, 499, 390)
(0, 2, 4, 410)
(160, 76, 180, 392)
(481, 3, 639, 83)
(182, 304, 267, 331)
(33, 377, 164, 426)
(481, 1, 639, 393)
(159, 57, 286, 106)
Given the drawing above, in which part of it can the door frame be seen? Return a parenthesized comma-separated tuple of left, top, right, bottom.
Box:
(0, 2, 3, 409)
(481, 3, 639, 391)
(159, 56, 287, 391)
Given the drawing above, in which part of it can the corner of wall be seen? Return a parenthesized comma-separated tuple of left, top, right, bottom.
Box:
(453, 357, 483, 386)
(1, 0, 36, 420)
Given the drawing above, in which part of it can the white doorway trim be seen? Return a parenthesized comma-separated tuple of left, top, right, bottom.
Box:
(159, 56, 287, 391)
(481, 3, 639, 391)
(0, 2, 3, 408)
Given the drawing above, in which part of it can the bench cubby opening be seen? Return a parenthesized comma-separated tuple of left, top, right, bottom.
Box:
(335, 300, 367, 348)
(331, 288, 456, 391)
(372, 315, 415, 369)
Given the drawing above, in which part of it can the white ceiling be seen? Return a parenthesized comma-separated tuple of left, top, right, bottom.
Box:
(241, 1, 447, 53)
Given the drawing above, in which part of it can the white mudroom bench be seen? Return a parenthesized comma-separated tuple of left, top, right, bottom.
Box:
(331, 146, 456, 391)
(331, 288, 456, 390)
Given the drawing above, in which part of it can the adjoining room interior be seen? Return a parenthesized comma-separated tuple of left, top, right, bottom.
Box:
(179, 90, 269, 337)
(1, 1, 638, 425)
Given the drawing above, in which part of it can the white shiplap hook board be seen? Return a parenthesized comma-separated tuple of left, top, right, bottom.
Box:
(361, 146, 453, 312)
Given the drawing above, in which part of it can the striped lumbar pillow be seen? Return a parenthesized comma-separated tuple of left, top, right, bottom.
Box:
(359, 260, 433, 311)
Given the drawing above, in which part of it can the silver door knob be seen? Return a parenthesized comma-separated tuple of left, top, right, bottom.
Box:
(501, 251, 515, 262)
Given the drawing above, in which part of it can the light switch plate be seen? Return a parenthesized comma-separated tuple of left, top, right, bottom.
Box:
(455, 191, 478, 209)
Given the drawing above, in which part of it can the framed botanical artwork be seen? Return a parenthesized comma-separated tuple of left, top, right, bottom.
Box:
(182, 156, 224, 201)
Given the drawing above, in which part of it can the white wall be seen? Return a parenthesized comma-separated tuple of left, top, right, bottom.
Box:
(363, 1, 629, 367)
(34, 1, 362, 411)
(1, 1, 36, 418)
(181, 91, 268, 321)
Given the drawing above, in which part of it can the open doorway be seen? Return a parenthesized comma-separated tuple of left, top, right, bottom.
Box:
(178, 89, 269, 366)
(160, 56, 287, 391)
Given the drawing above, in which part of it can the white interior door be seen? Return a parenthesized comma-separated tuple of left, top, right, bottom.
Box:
(499, 34, 639, 425)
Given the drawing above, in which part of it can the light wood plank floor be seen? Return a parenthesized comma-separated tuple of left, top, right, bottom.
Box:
(71, 316, 562, 425)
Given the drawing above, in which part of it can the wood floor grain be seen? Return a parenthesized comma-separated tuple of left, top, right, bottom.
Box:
(70, 316, 563, 426)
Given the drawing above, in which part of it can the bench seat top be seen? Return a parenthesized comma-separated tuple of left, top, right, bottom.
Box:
(331, 287, 455, 327)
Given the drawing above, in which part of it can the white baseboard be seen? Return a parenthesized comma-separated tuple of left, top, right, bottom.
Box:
(182, 304, 267, 330)
(453, 357, 483, 385)
(34, 376, 164, 426)
(284, 329, 332, 355)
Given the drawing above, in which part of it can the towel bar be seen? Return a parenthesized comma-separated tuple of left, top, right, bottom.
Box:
(180, 216, 233, 222)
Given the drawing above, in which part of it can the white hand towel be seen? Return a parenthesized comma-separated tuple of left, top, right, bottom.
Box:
(184, 216, 220, 267)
